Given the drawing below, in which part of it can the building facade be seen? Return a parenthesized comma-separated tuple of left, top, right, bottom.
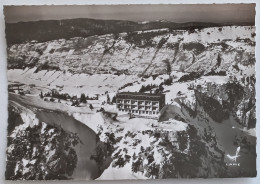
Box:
(116, 92, 165, 116)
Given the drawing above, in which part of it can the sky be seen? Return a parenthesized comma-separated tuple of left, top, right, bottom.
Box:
(4, 4, 256, 24)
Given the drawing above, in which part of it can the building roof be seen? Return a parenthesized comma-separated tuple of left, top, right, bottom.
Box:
(116, 92, 165, 101)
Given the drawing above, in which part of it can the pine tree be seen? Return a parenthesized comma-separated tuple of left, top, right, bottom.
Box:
(107, 94, 110, 104)
(131, 159, 141, 173)
(163, 59, 172, 76)
(40, 91, 43, 99)
(51, 90, 55, 97)
(139, 85, 146, 92)
(164, 77, 172, 85)
(140, 146, 145, 153)
(132, 152, 137, 160)
(80, 93, 87, 103)
(217, 54, 221, 67)
(159, 83, 164, 92)
(112, 96, 116, 104)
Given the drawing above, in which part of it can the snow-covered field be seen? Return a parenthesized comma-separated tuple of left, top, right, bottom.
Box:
(8, 68, 138, 96)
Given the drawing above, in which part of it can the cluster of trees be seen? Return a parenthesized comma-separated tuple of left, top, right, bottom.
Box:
(146, 163, 160, 179)
(114, 69, 129, 76)
(178, 72, 202, 82)
(241, 75, 256, 85)
(106, 94, 116, 104)
(157, 36, 169, 49)
(205, 69, 226, 76)
(113, 154, 131, 168)
(165, 42, 179, 49)
(125, 30, 168, 47)
(72, 94, 95, 108)
(131, 157, 142, 173)
(182, 42, 205, 55)
(139, 77, 172, 93)
(118, 82, 133, 90)
(34, 62, 60, 73)
(131, 146, 159, 179)
(40, 90, 71, 101)
(139, 84, 158, 93)
(40, 90, 99, 103)
(163, 77, 173, 86)
(91, 132, 123, 170)
(154, 77, 173, 93)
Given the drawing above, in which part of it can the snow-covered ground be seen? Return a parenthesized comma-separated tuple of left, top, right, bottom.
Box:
(6, 24, 256, 179)
(8, 68, 138, 96)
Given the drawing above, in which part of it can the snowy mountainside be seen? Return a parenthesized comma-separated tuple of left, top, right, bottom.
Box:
(6, 23, 256, 179)
(6, 102, 80, 180)
(8, 68, 137, 96)
(73, 110, 227, 179)
(7, 26, 255, 76)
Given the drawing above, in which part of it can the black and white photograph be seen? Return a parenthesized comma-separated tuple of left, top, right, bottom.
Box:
(3, 4, 256, 180)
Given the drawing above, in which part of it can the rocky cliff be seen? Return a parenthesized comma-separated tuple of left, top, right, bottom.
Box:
(7, 26, 255, 76)
(6, 102, 80, 180)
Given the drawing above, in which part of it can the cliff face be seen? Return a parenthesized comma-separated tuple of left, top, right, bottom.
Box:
(6, 103, 80, 180)
(7, 26, 255, 76)
(167, 82, 257, 177)
(192, 79, 256, 128)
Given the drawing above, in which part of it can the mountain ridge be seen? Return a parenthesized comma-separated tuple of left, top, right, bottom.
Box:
(5, 18, 254, 44)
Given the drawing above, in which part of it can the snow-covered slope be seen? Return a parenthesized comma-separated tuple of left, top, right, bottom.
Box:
(6, 24, 256, 179)
(7, 26, 255, 76)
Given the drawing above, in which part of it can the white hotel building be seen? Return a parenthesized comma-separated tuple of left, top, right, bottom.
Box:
(116, 92, 165, 117)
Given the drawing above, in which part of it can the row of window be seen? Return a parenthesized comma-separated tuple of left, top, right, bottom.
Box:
(117, 99, 160, 103)
(118, 107, 158, 111)
(118, 109, 159, 114)
(117, 95, 163, 100)
(117, 104, 158, 108)
(117, 101, 159, 105)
